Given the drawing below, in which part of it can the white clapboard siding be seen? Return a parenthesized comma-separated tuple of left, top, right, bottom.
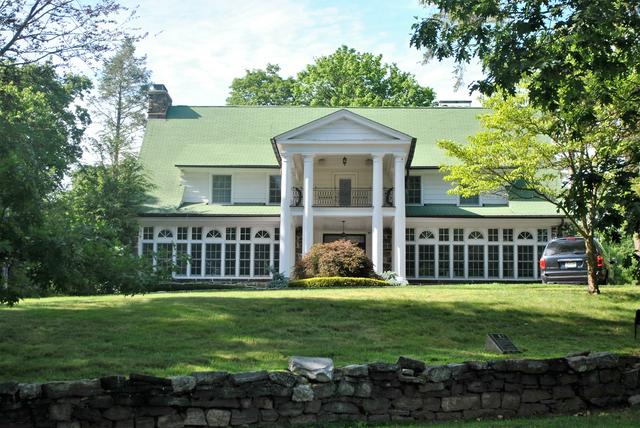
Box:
(296, 118, 390, 141)
(422, 170, 458, 204)
(182, 171, 209, 203)
(233, 172, 267, 203)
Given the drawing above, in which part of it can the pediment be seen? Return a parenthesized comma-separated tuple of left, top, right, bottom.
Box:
(274, 109, 413, 143)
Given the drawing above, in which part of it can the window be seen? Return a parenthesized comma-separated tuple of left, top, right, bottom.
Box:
(240, 227, 251, 241)
(269, 175, 281, 204)
(503, 229, 513, 242)
(273, 244, 280, 272)
(518, 245, 534, 278)
(537, 229, 548, 243)
(239, 243, 251, 276)
(225, 244, 236, 276)
(536, 244, 546, 277)
(255, 230, 270, 239)
(143, 227, 154, 240)
(453, 228, 464, 242)
(468, 231, 484, 240)
(156, 243, 173, 270)
(438, 245, 450, 277)
(518, 231, 534, 240)
(142, 243, 154, 262)
(274, 228, 280, 241)
(488, 245, 500, 277)
(488, 229, 499, 242)
(406, 228, 415, 242)
(176, 243, 188, 275)
(226, 227, 236, 241)
(206, 229, 223, 239)
(405, 245, 416, 278)
(418, 245, 435, 277)
(453, 245, 465, 277)
(177, 227, 188, 241)
(468, 245, 484, 278)
(503, 245, 514, 278)
(439, 228, 449, 242)
(419, 230, 435, 240)
(192, 227, 202, 241)
(190, 243, 202, 275)
(460, 194, 480, 206)
(254, 244, 270, 276)
(406, 176, 421, 204)
(205, 243, 222, 276)
(158, 229, 173, 239)
(211, 175, 232, 203)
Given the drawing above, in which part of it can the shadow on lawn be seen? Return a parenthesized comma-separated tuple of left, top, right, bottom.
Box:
(0, 291, 638, 382)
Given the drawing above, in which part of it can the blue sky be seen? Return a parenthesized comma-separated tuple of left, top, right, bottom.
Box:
(122, 0, 484, 106)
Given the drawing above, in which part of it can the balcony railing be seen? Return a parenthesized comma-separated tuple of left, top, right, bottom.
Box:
(291, 187, 394, 207)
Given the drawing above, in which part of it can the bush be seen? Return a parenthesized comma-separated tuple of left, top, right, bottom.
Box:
(288, 277, 392, 288)
(293, 240, 376, 279)
(601, 237, 639, 285)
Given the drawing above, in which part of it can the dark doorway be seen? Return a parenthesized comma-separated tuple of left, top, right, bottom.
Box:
(323, 233, 366, 251)
(338, 178, 352, 206)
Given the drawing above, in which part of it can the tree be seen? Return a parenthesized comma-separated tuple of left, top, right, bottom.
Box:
(439, 89, 637, 294)
(226, 46, 436, 107)
(0, 63, 91, 304)
(227, 64, 294, 106)
(0, 0, 131, 66)
(89, 38, 150, 166)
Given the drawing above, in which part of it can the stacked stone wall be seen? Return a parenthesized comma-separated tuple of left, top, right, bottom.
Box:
(1, 352, 640, 427)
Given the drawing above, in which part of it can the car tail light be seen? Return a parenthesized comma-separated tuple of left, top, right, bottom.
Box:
(597, 255, 604, 267)
(539, 258, 546, 270)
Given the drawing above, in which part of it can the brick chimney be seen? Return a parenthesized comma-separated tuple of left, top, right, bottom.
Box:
(148, 84, 172, 119)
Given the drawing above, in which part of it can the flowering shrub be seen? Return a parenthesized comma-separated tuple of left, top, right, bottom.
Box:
(293, 240, 376, 279)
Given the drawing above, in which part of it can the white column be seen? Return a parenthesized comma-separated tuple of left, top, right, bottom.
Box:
(279, 153, 293, 275)
(393, 155, 406, 281)
(371, 154, 384, 274)
(302, 154, 314, 254)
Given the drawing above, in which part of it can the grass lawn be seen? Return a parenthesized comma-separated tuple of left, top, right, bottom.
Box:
(0, 284, 639, 382)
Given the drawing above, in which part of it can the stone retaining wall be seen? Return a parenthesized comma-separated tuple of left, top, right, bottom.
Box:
(2, 352, 640, 427)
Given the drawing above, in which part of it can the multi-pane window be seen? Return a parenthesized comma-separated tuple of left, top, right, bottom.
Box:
(537, 229, 548, 242)
(269, 176, 281, 204)
(192, 227, 202, 241)
(143, 227, 154, 240)
(226, 227, 236, 241)
(240, 227, 251, 241)
(177, 227, 188, 241)
(438, 245, 450, 277)
(406, 176, 421, 204)
(518, 231, 534, 240)
(488, 245, 500, 277)
(503, 245, 514, 278)
(190, 243, 202, 275)
(453, 228, 464, 242)
(439, 228, 449, 242)
(406, 245, 416, 278)
(225, 244, 236, 276)
(418, 245, 435, 277)
(206, 229, 223, 239)
(156, 243, 173, 271)
(205, 243, 222, 276)
(158, 229, 173, 239)
(211, 175, 232, 203)
(468, 231, 483, 240)
(254, 244, 270, 276)
(419, 230, 435, 240)
(239, 244, 251, 276)
(518, 245, 534, 278)
(255, 230, 270, 239)
(273, 244, 280, 273)
(274, 228, 280, 241)
(453, 245, 465, 277)
(406, 228, 415, 242)
(459, 194, 480, 206)
(468, 245, 484, 278)
(488, 228, 499, 242)
(176, 243, 188, 275)
(503, 229, 513, 242)
(142, 243, 154, 262)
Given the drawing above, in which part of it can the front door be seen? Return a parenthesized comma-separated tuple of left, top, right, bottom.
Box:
(339, 178, 352, 206)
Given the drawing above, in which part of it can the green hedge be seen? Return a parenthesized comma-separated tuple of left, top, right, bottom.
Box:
(288, 277, 392, 288)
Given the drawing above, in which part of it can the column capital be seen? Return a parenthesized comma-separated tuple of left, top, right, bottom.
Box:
(394, 154, 406, 162)
(371, 153, 384, 161)
(302, 154, 315, 162)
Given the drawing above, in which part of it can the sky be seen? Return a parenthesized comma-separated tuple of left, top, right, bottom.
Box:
(121, 0, 485, 106)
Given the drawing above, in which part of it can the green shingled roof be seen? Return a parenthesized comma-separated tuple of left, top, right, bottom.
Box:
(139, 105, 558, 217)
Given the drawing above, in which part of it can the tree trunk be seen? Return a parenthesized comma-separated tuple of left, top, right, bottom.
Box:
(584, 236, 600, 294)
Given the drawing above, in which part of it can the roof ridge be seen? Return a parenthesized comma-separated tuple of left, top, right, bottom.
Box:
(171, 105, 489, 110)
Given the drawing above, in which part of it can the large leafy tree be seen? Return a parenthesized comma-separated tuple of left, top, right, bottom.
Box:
(227, 46, 436, 107)
(89, 38, 151, 166)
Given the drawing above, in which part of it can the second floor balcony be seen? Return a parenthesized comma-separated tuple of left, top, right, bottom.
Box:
(291, 187, 394, 208)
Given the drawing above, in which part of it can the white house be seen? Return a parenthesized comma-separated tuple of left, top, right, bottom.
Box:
(138, 84, 563, 282)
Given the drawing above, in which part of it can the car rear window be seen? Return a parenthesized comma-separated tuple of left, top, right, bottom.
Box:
(544, 240, 585, 256)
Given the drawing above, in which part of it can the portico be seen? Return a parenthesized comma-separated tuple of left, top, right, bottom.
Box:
(272, 109, 414, 280)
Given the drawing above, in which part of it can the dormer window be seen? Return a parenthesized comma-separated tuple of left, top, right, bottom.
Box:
(406, 176, 421, 204)
(269, 175, 281, 204)
(212, 175, 231, 203)
(459, 194, 480, 206)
